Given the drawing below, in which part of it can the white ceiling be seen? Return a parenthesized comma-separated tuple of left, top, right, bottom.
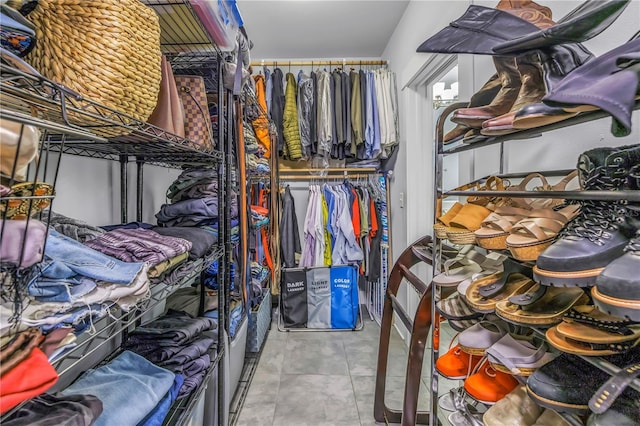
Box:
(237, 0, 410, 61)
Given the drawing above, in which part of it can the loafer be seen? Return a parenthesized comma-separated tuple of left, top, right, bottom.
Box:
(435, 344, 483, 380)
(464, 361, 519, 405)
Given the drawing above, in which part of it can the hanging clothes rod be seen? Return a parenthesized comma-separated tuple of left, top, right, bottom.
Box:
(251, 60, 387, 67)
(278, 167, 379, 174)
(280, 173, 379, 181)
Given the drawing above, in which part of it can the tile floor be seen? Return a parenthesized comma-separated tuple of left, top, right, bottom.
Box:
(235, 316, 458, 426)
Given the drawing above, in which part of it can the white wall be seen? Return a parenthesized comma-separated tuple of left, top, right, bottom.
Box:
(381, 0, 640, 339)
(48, 154, 180, 226)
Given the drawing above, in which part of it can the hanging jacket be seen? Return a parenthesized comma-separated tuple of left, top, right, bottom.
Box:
(271, 68, 285, 156)
(280, 186, 301, 268)
(283, 72, 302, 160)
(350, 71, 363, 153)
(297, 71, 314, 158)
(316, 71, 332, 155)
(252, 74, 272, 158)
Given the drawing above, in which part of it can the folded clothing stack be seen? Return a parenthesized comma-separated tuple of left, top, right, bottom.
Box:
(0, 328, 58, 414)
(84, 228, 192, 278)
(60, 350, 177, 426)
(158, 167, 238, 228)
(204, 259, 237, 291)
(123, 310, 217, 400)
(3, 229, 149, 337)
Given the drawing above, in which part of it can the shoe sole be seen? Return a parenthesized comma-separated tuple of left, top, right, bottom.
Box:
(532, 265, 603, 287)
(526, 384, 590, 415)
(591, 287, 640, 321)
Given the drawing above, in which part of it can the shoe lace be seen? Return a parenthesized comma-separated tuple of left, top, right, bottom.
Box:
(563, 163, 631, 245)
(625, 231, 640, 254)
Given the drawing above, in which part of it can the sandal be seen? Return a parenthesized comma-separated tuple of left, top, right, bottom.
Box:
(545, 306, 640, 356)
(433, 247, 506, 287)
(445, 203, 492, 245)
(434, 201, 463, 239)
(486, 334, 557, 376)
(507, 171, 579, 211)
(495, 285, 589, 326)
(466, 272, 536, 314)
(0, 181, 54, 220)
(458, 320, 509, 356)
(506, 205, 581, 261)
(475, 206, 530, 250)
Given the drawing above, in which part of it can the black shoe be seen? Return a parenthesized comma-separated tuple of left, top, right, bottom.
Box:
(534, 144, 640, 287)
(593, 210, 640, 321)
(527, 350, 640, 415)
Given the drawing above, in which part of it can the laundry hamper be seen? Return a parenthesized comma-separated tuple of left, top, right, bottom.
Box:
(24, 0, 162, 131)
(247, 288, 271, 352)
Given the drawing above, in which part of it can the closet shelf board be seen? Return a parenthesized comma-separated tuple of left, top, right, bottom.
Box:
(0, 64, 222, 165)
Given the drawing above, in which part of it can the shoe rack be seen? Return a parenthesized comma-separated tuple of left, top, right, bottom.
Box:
(426, 98, 640, 426)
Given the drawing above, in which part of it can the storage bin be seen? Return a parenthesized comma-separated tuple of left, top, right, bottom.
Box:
(191, 0, 240, 51)
(247, 289, 271, 352)
(229, 315, 247, 397)
(24, 0, 162, 124)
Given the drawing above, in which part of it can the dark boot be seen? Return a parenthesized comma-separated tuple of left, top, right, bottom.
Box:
(593, 165, 640, 321)
(534, 144, 640, 287)
(452, 57, 521, 127)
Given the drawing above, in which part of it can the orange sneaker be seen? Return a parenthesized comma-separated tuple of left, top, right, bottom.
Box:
(464, 361, 519, 405)
(435, 344, 483, 380)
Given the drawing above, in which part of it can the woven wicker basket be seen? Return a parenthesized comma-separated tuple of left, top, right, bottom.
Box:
(25, 0, 162, 126)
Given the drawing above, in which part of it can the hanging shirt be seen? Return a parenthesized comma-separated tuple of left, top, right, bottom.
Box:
(331, 186, 364, 265)
(367, 71, 382, 159)
(323, 184, 336, 247)
(374, 70, 388, 154)
(310, 71, 318, 155)
(342, 71, 352, 155)
(316, 71, 332, 156)
(313, 186, 326, 267)
(321, 192, 332, 266)
(350, 71, 363, 152)
(358, 70, 367, 160)
(299, 186, 316, 268)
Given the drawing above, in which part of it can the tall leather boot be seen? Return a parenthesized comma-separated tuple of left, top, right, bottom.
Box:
(450, 0, 553, 129)
(444, 73, 501, 144)
(593, 164, 640, 320)
(452, 56, 522, 128)
(480, 54, 546, 135)
(534, 144, 640, 287)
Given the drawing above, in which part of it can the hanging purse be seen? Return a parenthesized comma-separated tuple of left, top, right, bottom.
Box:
(148, 55, 185, 137)
(174, 75, 214, 151)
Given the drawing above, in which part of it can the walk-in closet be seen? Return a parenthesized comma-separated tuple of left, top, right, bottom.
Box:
(1, 1, 639, 425)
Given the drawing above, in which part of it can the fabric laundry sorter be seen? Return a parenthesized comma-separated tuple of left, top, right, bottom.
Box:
(279, 264, 360, 330)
